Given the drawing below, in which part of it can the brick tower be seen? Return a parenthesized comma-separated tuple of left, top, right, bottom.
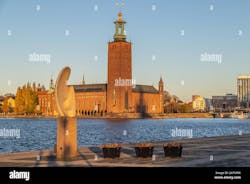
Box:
(107, 12, 132, 113)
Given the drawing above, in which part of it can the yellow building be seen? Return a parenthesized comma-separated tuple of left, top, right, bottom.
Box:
(7, 97, 15, 109)
(192, 95, 206, 112)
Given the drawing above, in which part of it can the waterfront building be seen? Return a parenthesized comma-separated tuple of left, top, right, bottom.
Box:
(237, 75, 250, 107)
(0, 95, 15, 113)
(205, 98, 213, 112)
(38, 12, 164, 116)
(0, 96, 4, 112)
(192, 95, 206, 112)
(212, 94, 237, 112)
(7, 97, 15, 109)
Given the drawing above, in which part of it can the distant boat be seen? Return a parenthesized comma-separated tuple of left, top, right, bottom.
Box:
(230, 112, 250, 119)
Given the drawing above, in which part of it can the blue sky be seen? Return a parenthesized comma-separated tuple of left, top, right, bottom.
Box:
(0, 0, 249, 101)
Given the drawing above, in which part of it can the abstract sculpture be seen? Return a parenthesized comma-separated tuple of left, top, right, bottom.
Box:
(55, 66, 78, 159)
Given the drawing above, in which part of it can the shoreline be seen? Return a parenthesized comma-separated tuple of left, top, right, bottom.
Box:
(0, 134, 249, 167)
(0, 112, 214, 119)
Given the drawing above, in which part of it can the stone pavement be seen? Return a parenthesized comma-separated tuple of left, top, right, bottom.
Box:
(0, 134, 249, 167)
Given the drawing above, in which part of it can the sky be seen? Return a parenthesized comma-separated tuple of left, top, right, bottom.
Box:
(0, 0, 249, 102)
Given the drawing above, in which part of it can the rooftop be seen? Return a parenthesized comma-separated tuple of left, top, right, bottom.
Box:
(72, 84, 107, 92)
(238, 75, 250, 79)
(132, 85, 158, 94)
(72, 84, 159, 94)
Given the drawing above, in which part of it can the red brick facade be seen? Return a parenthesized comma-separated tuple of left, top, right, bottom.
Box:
(107, 41, 132, 113)
(37, 91, 55, 116)
(75, 90, 107, 116)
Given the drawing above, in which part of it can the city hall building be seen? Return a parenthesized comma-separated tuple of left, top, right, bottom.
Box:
(38, 12, 164, 116)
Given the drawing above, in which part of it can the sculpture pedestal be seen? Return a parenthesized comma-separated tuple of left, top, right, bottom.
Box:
(56, 117, 77, 159)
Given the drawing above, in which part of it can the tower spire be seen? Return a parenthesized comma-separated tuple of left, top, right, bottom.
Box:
(159, 76, 164, 93)
(82, 74, 85, 85)
(49, 74, 55, 93)
(113, 12, 126, 42)
(160, 75, 163, 82)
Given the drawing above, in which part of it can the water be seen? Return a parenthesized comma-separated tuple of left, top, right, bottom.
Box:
(0, 118, 250, 154)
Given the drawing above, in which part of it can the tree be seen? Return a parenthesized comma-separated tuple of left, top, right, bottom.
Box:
(15, 82, 39, 115)
(2, 97, 9, 114)
(15, 87, 25, 114)
(177, 103, 193, 113)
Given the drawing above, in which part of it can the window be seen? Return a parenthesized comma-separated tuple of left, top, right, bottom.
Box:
(125, 90, 128, 109)
(118, 27, 122, 34)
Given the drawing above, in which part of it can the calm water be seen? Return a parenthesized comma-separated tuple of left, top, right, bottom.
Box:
(0, 118, 250, 154)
